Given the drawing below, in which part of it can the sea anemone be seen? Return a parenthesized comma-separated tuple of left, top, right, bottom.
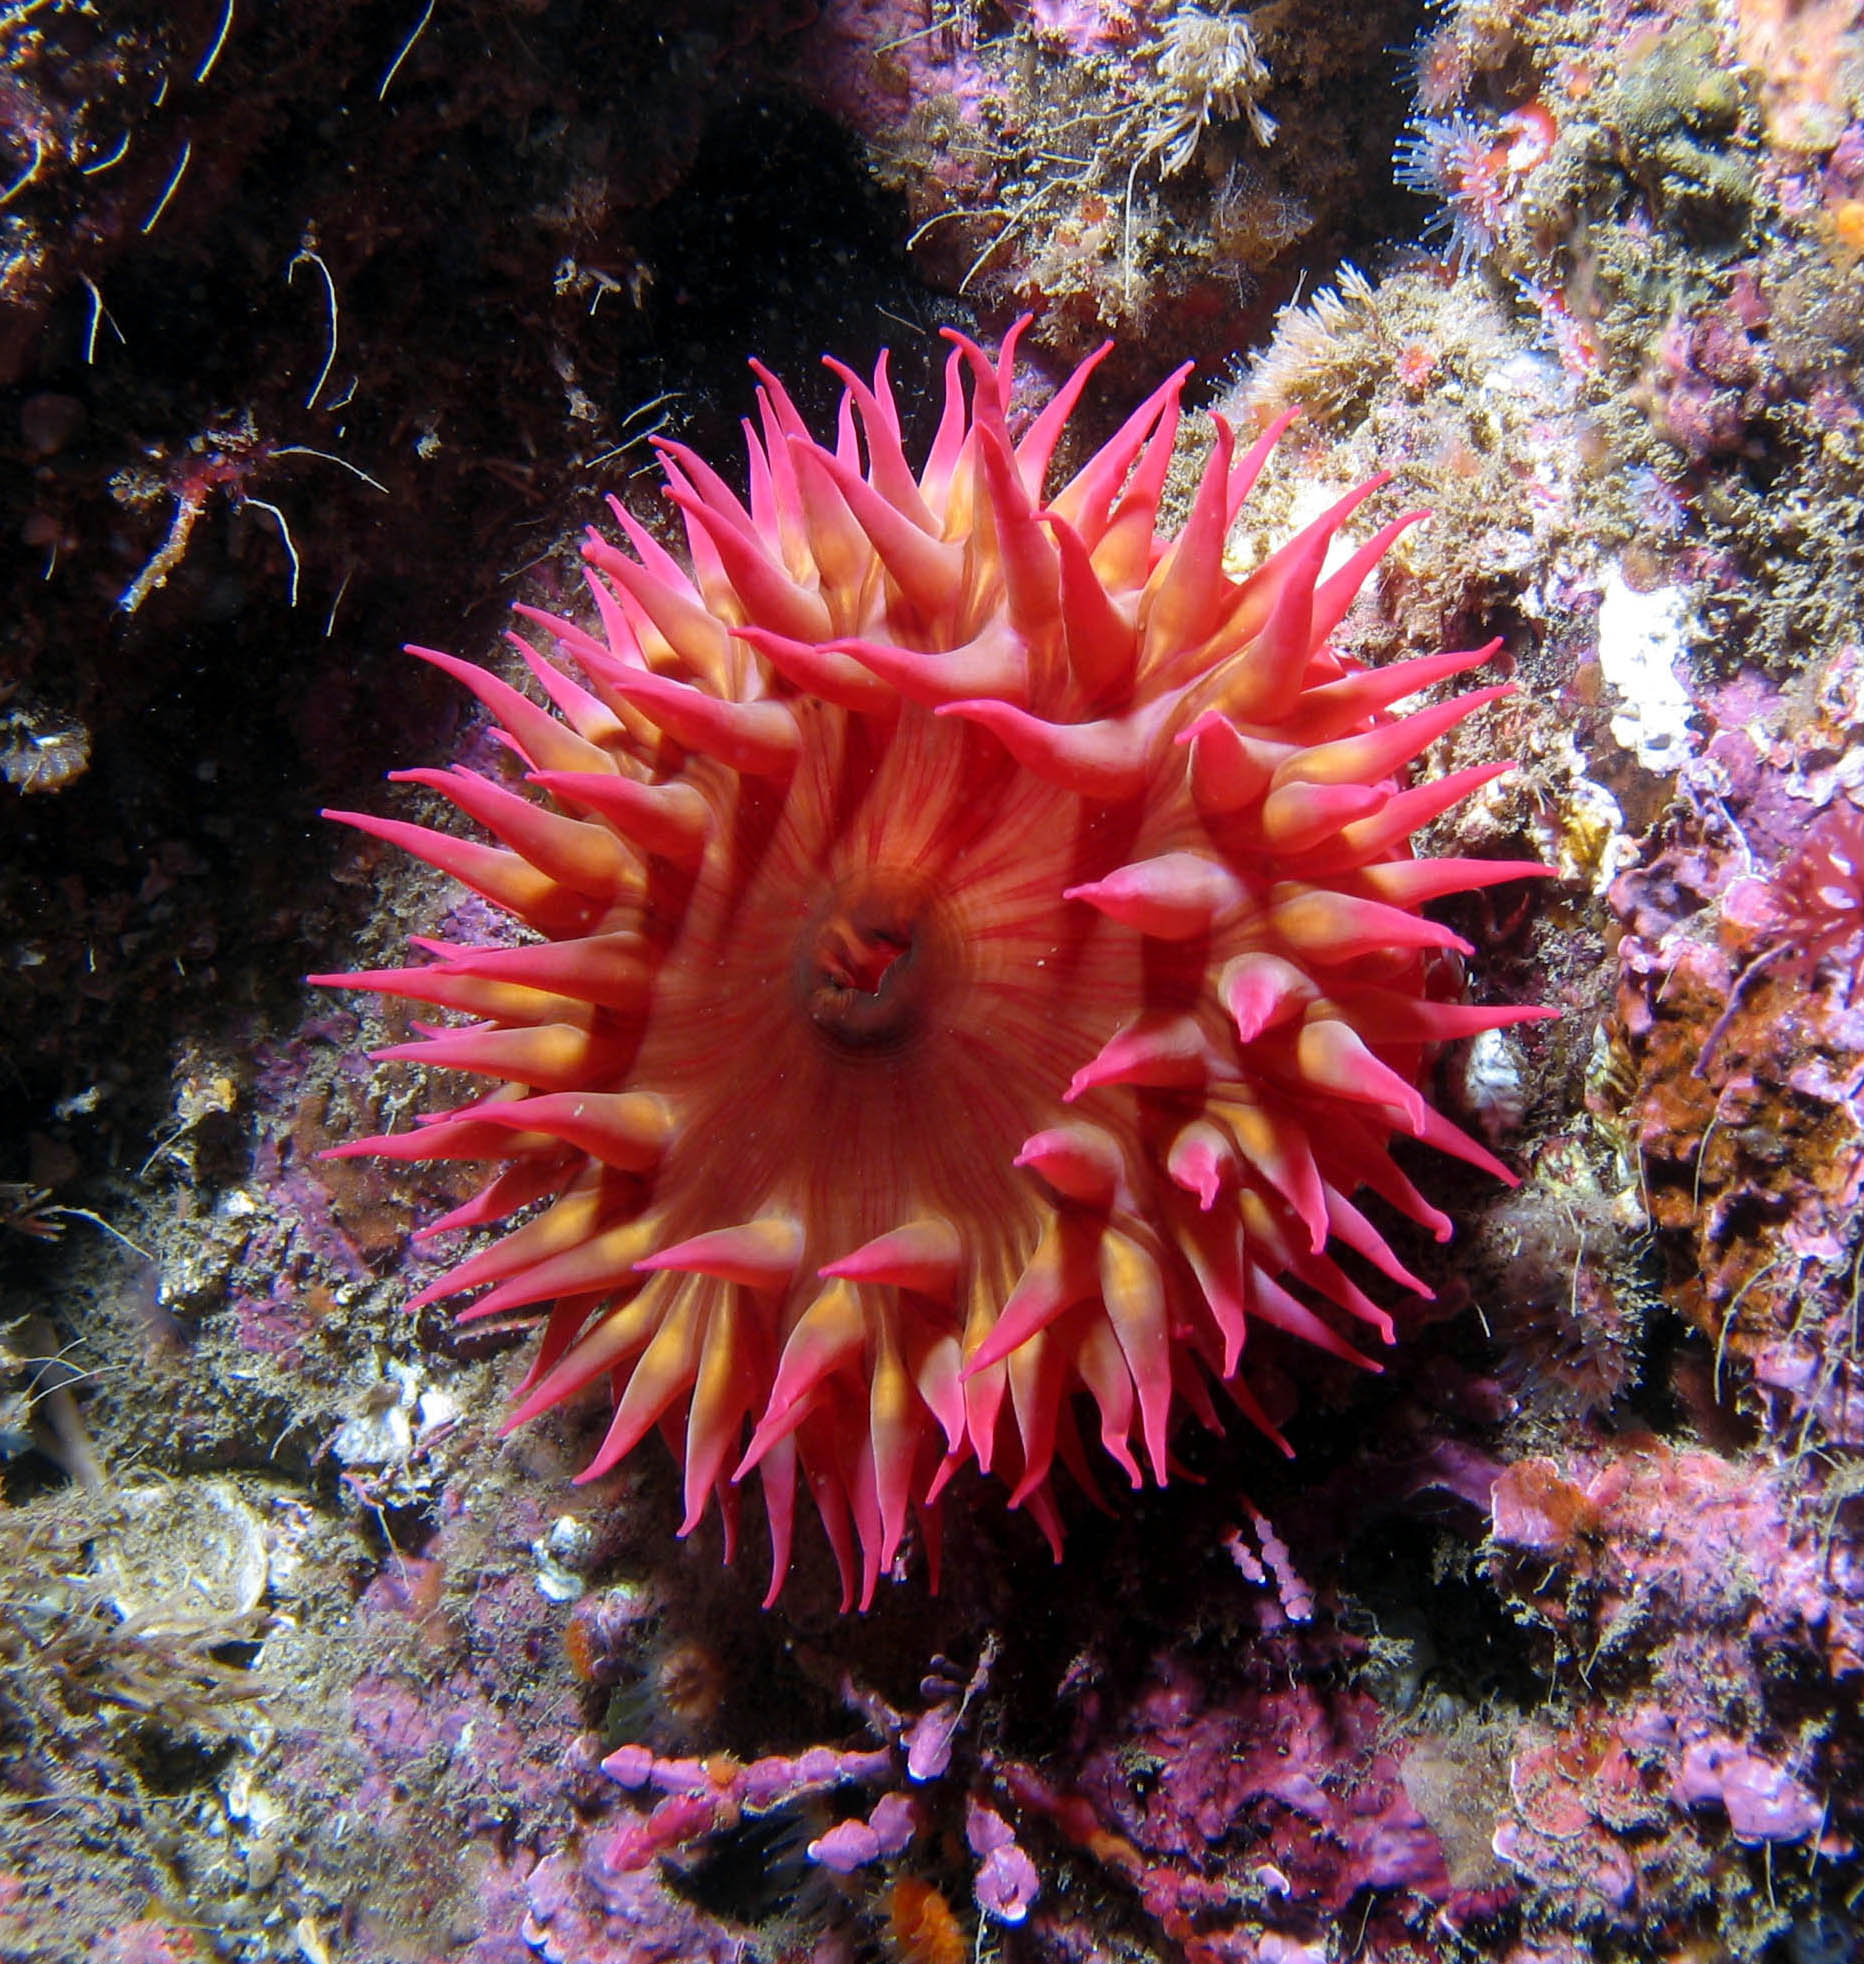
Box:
(1764, 799, 1864, 989)
(316, 321, 1548, 1610)
(1695, 798, 1864, 1076)
(1394, 102, 1558, 266)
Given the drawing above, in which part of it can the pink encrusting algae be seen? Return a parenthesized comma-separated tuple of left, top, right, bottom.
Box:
(315, 321, 1550, 1610)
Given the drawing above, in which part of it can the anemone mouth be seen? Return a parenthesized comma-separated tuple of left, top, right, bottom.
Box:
(316, 319, 1549, 1612)
(798, 871, 944, 1054)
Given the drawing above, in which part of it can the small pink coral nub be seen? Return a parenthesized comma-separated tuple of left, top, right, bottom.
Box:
(317, 321, 1548, 1609)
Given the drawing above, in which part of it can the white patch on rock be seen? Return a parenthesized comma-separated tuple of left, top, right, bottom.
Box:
(1597, 571, 1698, 772)
(533, 1514, 595, 1602)
(1458, 1028, 1528, 1143)
(332, 1361, 459, 1468)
